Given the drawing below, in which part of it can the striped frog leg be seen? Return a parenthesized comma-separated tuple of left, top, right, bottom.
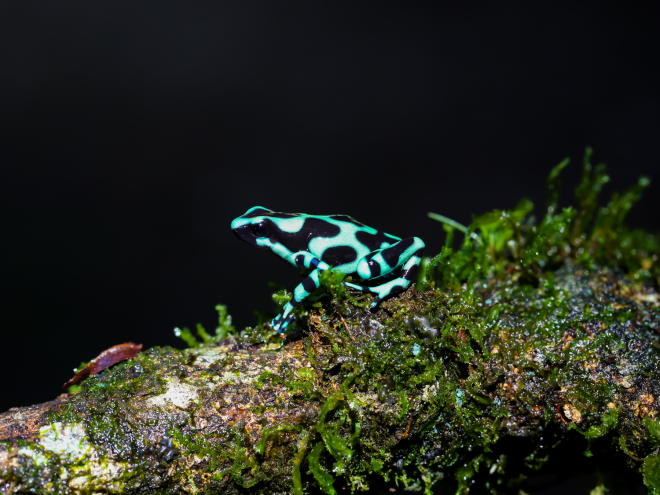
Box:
(344, 237, 425, 307)
(272, 251, 331, 333)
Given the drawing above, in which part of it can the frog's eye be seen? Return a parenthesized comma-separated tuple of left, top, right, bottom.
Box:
(252, 222, 268, 237)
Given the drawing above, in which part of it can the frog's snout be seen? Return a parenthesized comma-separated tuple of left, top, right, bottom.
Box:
(232, 223, 252, 244)
(232, 222, 268, 249)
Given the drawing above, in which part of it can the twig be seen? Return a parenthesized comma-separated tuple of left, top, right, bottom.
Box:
(337, 312, 355, 340)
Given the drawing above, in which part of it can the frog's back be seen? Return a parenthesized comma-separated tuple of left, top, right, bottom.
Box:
(233, 207, 400, 258)
(320, 214, 366, 228)
(315, 213, 401, 252)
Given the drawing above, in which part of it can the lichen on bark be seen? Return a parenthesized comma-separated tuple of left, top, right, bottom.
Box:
(1, 149, 659, 494)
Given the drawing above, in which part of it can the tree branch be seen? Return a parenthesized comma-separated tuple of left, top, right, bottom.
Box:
(1, 268, 659, 494)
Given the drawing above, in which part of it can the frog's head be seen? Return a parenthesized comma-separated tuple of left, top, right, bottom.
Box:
(232, 207, 307, 251)
(231, 206, 276, 248)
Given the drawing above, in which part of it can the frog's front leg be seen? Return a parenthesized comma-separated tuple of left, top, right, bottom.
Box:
(272, 268, 325, 332)
(271, 252, 330, 332)
(345, 237, 425, 308)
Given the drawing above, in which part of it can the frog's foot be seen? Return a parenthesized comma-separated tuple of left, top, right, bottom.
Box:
(343, 282, 385, 308)
(365, 280, 410, 308)
(271, 301, 296, 333)
(271, 314, 294, 333)
(344, 281, 373, 293)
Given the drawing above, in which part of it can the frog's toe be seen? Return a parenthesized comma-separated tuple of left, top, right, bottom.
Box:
(344, 281, 365, 291)
(280, 315, 294, 331)
(271, 315, 294, 333)
(344, 282, 379, 296)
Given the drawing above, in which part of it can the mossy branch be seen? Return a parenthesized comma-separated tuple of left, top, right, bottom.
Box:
(1, 150, 660, 494)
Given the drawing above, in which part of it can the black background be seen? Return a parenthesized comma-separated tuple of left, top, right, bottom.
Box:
(1, 1, 658, 481)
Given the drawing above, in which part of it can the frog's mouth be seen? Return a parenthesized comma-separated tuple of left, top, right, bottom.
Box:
(232, 224, 268, 249)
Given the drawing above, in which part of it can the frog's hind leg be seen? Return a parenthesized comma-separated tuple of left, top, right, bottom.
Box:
(346, 237, 425, 308)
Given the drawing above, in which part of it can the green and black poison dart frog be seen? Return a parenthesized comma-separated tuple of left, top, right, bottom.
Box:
(231, 207, 425, 333)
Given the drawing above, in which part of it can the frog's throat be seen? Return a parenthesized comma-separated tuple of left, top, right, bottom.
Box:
(256, 237, 293, 260)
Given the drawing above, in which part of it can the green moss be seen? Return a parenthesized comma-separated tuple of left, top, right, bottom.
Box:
(647, 417, 660, 445)
(254, 425, 301, 455)
(292, 429, 313, 495)
(271, 288, 292, 307)
(316, 392, 355, 473)
(175, 304, 237, 347)
(645, 454, 660, 494)
(173, 326, 200, 348)
(308, 442, 337, 495)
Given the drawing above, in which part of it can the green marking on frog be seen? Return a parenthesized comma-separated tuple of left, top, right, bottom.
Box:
(231, 208, 425, 332)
